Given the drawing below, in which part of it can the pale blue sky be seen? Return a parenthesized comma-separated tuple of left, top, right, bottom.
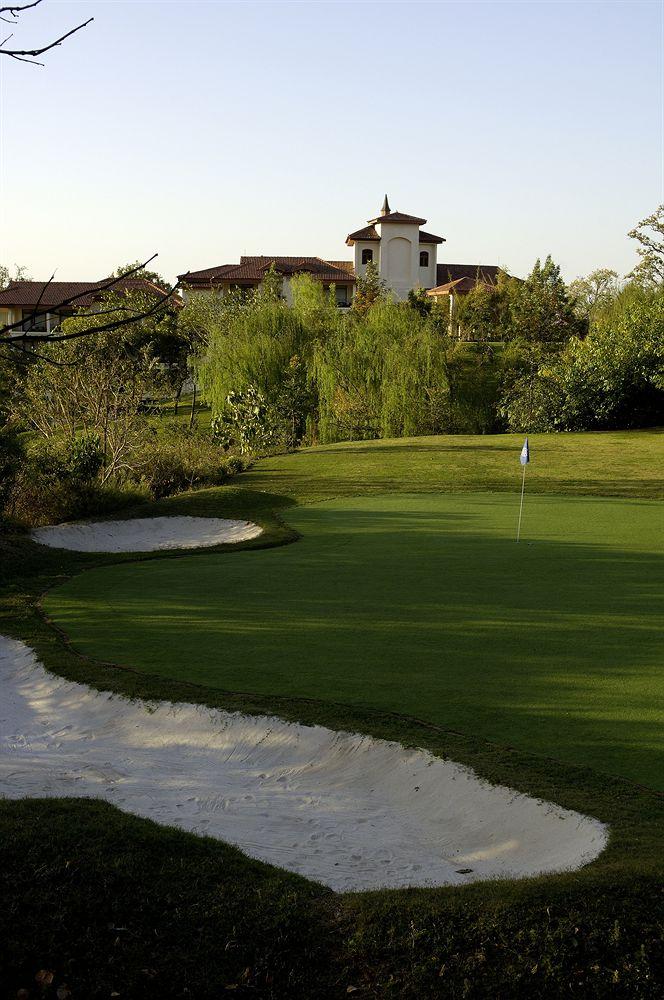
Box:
(1, 0, 662, 283)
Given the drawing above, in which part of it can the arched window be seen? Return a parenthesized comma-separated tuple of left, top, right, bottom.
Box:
(362, 248, 373, 265)
(419, 251, 429, 268)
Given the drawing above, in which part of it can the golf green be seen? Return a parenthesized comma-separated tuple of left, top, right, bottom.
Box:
(44, 492, 664, 789)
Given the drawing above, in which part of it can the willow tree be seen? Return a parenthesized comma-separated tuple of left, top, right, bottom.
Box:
(313, 300, 449, 442)
(193, 274, 331, 449)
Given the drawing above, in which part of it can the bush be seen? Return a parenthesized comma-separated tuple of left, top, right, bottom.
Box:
(142, 427, 249, 499)
(7, 435, 108, 526)
(501, 286, 664, 431)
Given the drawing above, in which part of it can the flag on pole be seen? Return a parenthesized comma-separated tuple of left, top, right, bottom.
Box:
(516, 438, 529, 542)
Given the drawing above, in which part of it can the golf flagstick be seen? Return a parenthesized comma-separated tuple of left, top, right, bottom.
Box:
(516, 437, 529, 542)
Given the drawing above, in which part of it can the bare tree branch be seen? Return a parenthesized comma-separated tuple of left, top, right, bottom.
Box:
(0, 255, 164, 337)
(1, 276, 187, 352)
(0, 1, 92, 65)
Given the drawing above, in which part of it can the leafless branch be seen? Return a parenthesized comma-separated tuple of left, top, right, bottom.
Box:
(0, 2, 44, 16)
(0, 255, 164, 337)
(2, 277, 187, 353)
(0, 1, 92, 65)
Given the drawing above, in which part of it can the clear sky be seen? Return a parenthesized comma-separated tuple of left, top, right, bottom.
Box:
(0, 0, 662, 284)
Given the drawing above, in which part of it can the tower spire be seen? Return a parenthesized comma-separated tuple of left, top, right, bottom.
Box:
(381, 194, 391, 216)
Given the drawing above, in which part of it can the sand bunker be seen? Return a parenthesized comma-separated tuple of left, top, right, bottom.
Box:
(32, 516, 262, 553)
(0, 636, 607, 892)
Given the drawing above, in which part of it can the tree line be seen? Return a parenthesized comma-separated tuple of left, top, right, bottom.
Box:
(0, 207, 662, 526)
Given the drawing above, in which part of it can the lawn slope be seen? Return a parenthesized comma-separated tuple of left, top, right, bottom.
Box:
(1, 431, 663, 998)
(45, 491, 664, 789)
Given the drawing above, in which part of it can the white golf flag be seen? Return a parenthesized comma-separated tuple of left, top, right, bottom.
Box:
(520, 438, 530, 466)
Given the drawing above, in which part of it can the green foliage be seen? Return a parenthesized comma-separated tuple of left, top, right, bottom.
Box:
(195, 275, 326, 451)
(255, 262, 284, 303)
(501, 284, 664, 431)
(352, 260, 387, 315)
(406, 286, 433, 317)
(0, 262, 29, 291)
(212, 386, 280, 454)
(569, 268, 619, 323)
(110, 261, 170, 292)
(454, 271, 520, 342)
(313, 300, 449, 442)
(142, 425, 247, 498)
(7, 433, 107, 525)
(627, 204, 664, 285)
(509, 256, 582, 343)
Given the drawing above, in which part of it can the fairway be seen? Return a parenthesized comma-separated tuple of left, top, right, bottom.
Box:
(45, 491, 664, 790)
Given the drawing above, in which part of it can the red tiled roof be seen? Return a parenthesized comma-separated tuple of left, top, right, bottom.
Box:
(346, 225, 380, 245)
(326, 260, 355, 274)
(369, 211, 428, 225)
(182, 256, 355, 287)
(419, 229, 445, 245)
(0, 277, 169, 309)
(347, 224, 445, 245)
(427, 277, 483, 296)
(435, 263, 502, 286)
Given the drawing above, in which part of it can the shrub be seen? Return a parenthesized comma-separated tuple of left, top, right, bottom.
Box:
(142, 426, 249, 499)
(501, 286, 664, 431)
(8, 434, 111, 526)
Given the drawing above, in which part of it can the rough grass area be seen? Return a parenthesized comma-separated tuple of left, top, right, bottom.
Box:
(1, 431, 663, 998)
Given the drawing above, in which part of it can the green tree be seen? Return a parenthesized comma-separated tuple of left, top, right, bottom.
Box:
(0, 263, 29, 290)
(501, 284, 664, 431)
(17, 324, 165, 484)
(510, 256, 581, 343)
(407, 287, 433, 317)
(194, 274, 324, 451)
(111, 261, 171, 292)
(313, 299, 448, 441)
(352, 260, 387, 315)
(569, 268, 619, 324)
(627, 205, 664, 285)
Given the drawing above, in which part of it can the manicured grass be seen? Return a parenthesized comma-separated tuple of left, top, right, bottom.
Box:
(234, 429, 664, 501)
(45, 491, 664, 789)
(2, 431, 664, 997)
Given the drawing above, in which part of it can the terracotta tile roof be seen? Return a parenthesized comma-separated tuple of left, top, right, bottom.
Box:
(435, 263, 502, 286)
(0, 277, 169, 309)
(326, 260, 355, 274)
(182, 256, 356, 288)
(418, 230, 445, 245)
(176, 263, 237, 286)
(427, 277, 481, 296)
(346, 225, 380, 245)
(369, 211, 428, 226)
(347, 223, 445, 245)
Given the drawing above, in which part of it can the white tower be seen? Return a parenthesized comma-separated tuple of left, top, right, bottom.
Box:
(346, 196, 445, 299)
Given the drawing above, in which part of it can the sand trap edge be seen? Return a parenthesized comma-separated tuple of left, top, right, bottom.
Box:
(31, 515, 263, 553)
(0, 635, 609, 892)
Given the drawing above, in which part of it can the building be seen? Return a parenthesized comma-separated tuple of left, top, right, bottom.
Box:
(180, 197, 505, 305)
(0, 277, 169, 336)
(180, 257, 356, 307)
(345, 195, 444, 298)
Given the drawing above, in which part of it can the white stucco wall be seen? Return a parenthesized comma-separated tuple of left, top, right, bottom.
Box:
(417, 242, 438, 289)
(354, 241, 380, 278)
(375, 221, 421, 300)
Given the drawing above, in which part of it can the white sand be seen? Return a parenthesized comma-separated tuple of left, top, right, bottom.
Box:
(0, 636, 608, 892)
(32, 515, 262, 552)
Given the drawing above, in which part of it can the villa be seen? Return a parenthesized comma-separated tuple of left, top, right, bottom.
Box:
(0, 276, 168, 336)
(180, 197, 506, 305)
